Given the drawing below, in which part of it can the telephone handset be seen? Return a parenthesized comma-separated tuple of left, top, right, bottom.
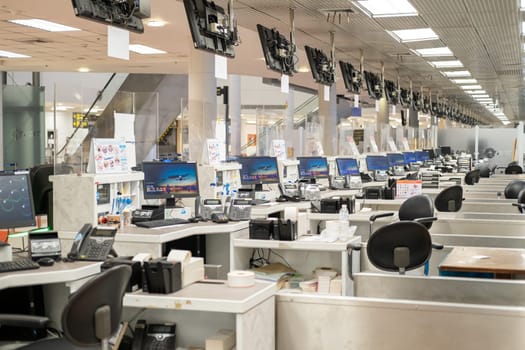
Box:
(68, 223, 117, 261)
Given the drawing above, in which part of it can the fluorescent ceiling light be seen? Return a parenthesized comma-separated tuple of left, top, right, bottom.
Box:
(441, 70, 471, 78)
(389, 28, 438, 43)
(0, 50, 30, 58)
(465, 90, 486, 95)
(473, 94, 490, 98)
(353, 0, 418, 18)
(297, 66, 310, 73)
(476, 99, 493, 103)
(146, 20, 166, 27)
(129, 44, 166, 55)
(429, 60, 463, 68)
(411, 47, 453, 57)
(78, 67, 90, 73)
(460, 85, 482, 90)
(9, 19, 80, 32)
(451, 79, 478, 84)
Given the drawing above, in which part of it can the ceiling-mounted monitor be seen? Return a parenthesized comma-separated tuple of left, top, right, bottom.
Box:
(339, 60, 361, 94)
(422, 96, 430, 114)
(363, 71, 383, 100)
(384, 80, 399, 105)
(399, 88, 412, 108)
(71, 0, 149, 33)
(304, 45, 335, 86)
(256, 24, 296, 76)
(412, 92, 422, 111)
(183, 0, 239, 58)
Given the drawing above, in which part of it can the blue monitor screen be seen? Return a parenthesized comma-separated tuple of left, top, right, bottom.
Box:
(403, 152, 417, 164)
(366, 156, 389, 171)
(387, 153, 406, 167)
(238, 157, 280, 185)
(415, 151, 430, 162)
(142, 162, 200, 199)
(336, 158, 360, 176)
(297, 157, 329, 178)
(0, 173, 36, 228)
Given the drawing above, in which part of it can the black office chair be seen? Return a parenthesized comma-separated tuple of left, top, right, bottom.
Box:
(464, 169, 480, 185)
(512, 189, 525, 213)
(478, 165, 491, 178)
(0, 265, 131, 350)
(367, 221, 433, 275)
(504, 180, 525, 199)
(434, 185, 463, 212)
(29, 164, 55, 228)
(398, 194, 436, 229)
(505, 164, 523, 174)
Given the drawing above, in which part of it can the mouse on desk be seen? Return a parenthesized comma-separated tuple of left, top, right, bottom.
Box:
(36, 257, 56, 266)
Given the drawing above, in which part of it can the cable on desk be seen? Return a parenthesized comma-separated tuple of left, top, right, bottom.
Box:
(268, 249, 293, 270)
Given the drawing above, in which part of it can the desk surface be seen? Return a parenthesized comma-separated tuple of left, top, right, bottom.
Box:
(0, 260, 101, 290)
(123, 280, 276, 313)
(439, 246, 525, 275)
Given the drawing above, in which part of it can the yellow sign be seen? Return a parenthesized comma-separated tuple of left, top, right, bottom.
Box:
(72, 112, 88, 128)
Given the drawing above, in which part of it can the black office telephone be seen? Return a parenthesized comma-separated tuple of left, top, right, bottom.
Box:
(131, 320, 176, 350)
(67, 223, 117, 261)
(360, 172, 374, 183)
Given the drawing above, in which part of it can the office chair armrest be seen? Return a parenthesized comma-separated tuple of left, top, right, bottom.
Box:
(0, 314, 49, 328)
(512, 203, 525, 208)
(369, 212, 394, 222)
(432, 243, 444, 250)
(414, 216, 438, 224)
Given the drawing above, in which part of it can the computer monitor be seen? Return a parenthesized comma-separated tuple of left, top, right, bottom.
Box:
(304, 45, 335, 86)
(256, 24, 295, 76)
(415, 151, 430, 162)
(365, 156, 389, 172)
(142, 162, 200, 206)
(386, 153, 406, 167)
(297, 157, 329, 179)
(336, 158, 360, 176)
(0, 173, 36, 229)
(403, 152, 417, 164)
(238, 157, 280, 189)
(423, 148, 436, 159)
(440, 146, 452, 155)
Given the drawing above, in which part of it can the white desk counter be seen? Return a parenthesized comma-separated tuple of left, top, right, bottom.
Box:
(124, 281, 276, 350)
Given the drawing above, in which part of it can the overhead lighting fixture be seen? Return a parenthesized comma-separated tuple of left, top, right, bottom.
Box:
(78, 67, 90, 73)
(129, 44, 166, 55)
(475, 99, 493, 103)
(8, 19, 80, 32)
(388, 28, 438, 43)
(441, 70, 471, 78)
(429, 60, 463, 68)
(297, 66, 310, 73)
(0, 50, 30, 58)
(460, 85, 482, 90)
(451, 78, 478, 84)
(146, 19, 166, 27)
(465, 90, 486, 95)
(473, 94, 490, 98)
(353, 0, 418, 18)
(411, 47, 453, 57)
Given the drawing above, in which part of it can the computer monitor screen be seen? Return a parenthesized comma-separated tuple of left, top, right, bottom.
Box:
(415, 151, 430, 162)
(297, 157, 329, 178)
(0, 173, 36, 228)
(238, 157, 280, 185)
(423, 148, 436, 159)
(366, 156, 389, 171)
(440, 146, 452, 155)
(142, 162, 199, 199)
(403, 152, 417, 164)
(336, 158, 360, 176)
(386, 153, 406, 167)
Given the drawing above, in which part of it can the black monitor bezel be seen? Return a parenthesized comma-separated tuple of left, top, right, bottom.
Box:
(238, 156, 280, 186)
(297, 156, 329, 179)
(142, 161, 200, 200)
(336, 158, 360, 176)
(304, 45, 335, 86)
(339, 60, 361, 94)
(0, 172, 36, 229)
(256, 24, 295, 76)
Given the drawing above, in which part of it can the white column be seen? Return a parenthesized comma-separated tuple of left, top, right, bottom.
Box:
(285, 87, 295, 156)
(376, 97, 389, 151)
(318, 85, 337, 155)
(229, 75, 241, 156)
(474, 125, 479, 163)
(188, 50, 217, 162)
(516, 122, 524, 166)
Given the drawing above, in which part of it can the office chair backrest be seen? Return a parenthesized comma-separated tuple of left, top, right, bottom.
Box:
(478, 166, 490, 178)
(434, 185, 463, 212)
(504, 180, 525, 199)
(367, 221, 432, 274)
(505, 165, 523, 174)
(62, 265, 131, 347)
(516, 189, 525, 214)
(464, 169, 480, 185)
(399, 194, 435, 229)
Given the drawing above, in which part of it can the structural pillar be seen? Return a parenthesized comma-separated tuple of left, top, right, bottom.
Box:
(319, 85, 337, 155)
(188, 50, 217, 162)
(229, 75, 241, 156)
(376, 97, 389, 151)
(285, 87, 295, 156)
(517, 122, 524, 166)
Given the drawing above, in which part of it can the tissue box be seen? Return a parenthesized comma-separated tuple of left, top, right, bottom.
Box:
(183, 257, 204, 287)
(205, 329, 235, 350)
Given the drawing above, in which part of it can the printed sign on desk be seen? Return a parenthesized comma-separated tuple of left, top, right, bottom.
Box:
(206, 139, 221, 165)
(88, 138, 128, 174)
(395, 180, 423, 199)
(272, 139, 286, 160)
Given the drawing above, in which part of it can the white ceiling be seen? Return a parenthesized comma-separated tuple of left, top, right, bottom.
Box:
(0, 0, 522, 125)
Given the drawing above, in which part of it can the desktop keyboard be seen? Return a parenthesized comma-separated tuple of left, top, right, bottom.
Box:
(0, 257, 40, 273)
(135, 218, 190, 228)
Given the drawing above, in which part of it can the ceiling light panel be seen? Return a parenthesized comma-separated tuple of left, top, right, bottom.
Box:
(353, 0, 418, 18)
(473, 94, 490, 98)
(412, 47, 453, 57)
(460, 85, 482, 89)
(451, 79, 478, 84)
(429, 60, 463, 68)
(9, 19, 80, 32)
(465, 90, 486, 94)
(388, 28, 439, 42)
(0, 50, 30, 58)
(441, 71, 471, 77)
(129, 44, 166, 54)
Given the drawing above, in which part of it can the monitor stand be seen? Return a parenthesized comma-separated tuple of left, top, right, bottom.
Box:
(254, 183, 263, 192)
(166, 197, 177, 208)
